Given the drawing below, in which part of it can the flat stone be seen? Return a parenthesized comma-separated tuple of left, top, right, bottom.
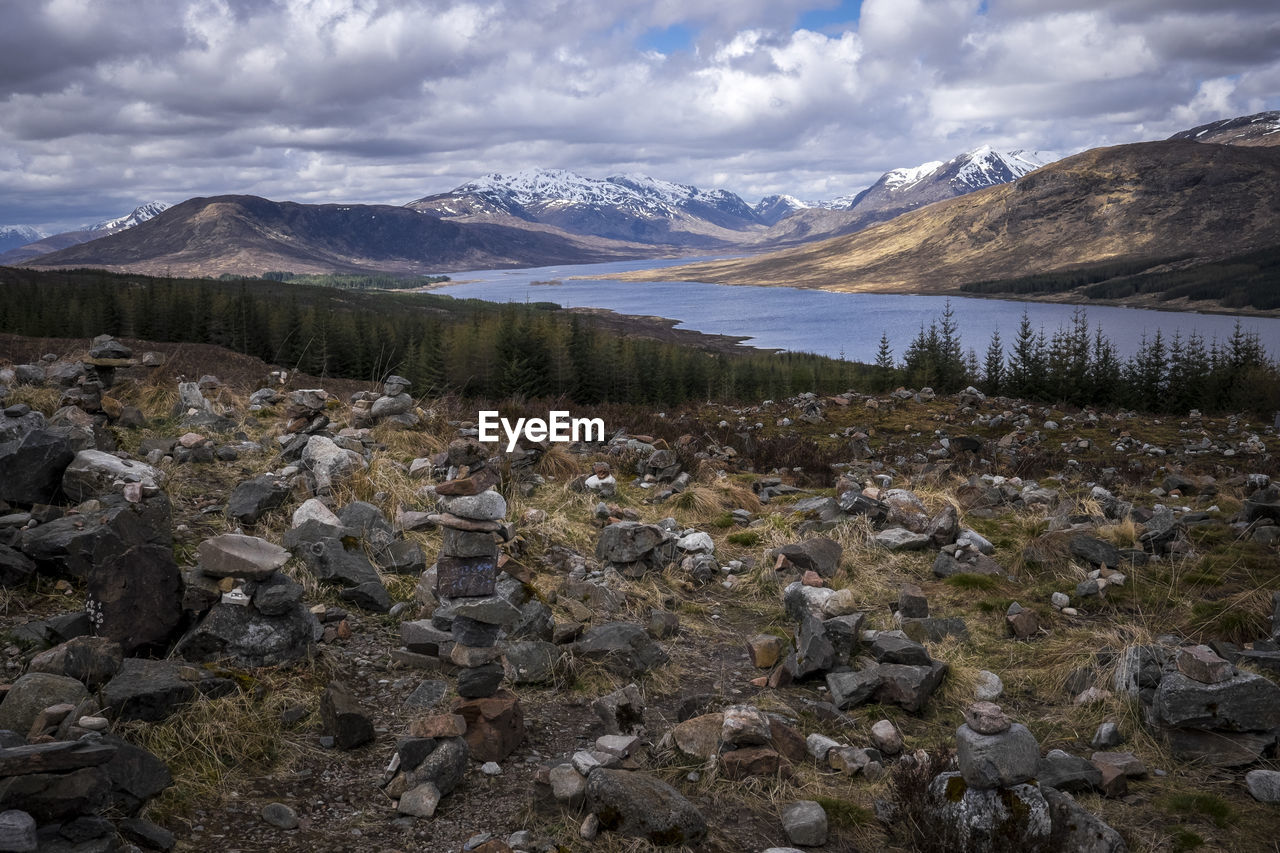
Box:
(672, 713, 723, 759)
(871, 630, 930, 666)
(964, 701, 1011, 735)
(874, 528, 930, 551)
(1152, 670, 1280, 731)
(1036, 749, 1102, 793)
(441, 491, 507, 522)
(198, 533, 290, 580)
(1175, 644, 1235, 684)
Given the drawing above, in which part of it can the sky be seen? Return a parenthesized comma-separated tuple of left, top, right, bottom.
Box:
(2, 0, 1279, 231)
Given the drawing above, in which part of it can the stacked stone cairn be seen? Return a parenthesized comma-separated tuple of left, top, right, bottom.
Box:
(352, 374, 419, 429)
(387, 440, 527, 818)
(926, 702, 1051, 851)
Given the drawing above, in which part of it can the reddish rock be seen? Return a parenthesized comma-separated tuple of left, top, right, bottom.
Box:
(801, 571, 825, 588)
(1176, 645, 1234, 684)
(408, 713, 468, 738)
(769, 720, 809, 764)
(452, 690, 525, 762)
(435, 468, 501, 496)
(720, 746, 789, 780)
(746, 634, 785, 669)
(672, 713, 723, 759)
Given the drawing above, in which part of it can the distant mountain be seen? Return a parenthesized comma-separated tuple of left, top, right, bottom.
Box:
(0, 225, 47, 254)
(407, 168, 766, 247)
(746, 147, 1054, 246)
(752, 194, 809, 226)
(0, 201, 170, 265)
(89, 200, 171, 232)
(24, 194, 628, 276)
(615, 141, 1280, 299)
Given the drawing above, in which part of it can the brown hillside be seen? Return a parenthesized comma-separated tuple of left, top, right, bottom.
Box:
(612, 141, 1280, 293)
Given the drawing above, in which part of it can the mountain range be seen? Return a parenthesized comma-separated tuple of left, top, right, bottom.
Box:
(7, 110, 1278, 310)
(0, 202, 170, 266)
(613, 139, 1280, 301)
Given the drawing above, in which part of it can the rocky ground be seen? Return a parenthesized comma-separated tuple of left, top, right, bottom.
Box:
(1, 334, 1279, 853)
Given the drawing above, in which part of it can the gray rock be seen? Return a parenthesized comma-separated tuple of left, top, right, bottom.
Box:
(84, 503, 182, 654)
(956, 722, 1039, 789)
(371, 393, 413, 419)
(874, 661, 947, 713)
(61, 450, 163, 501)
(0, 809, 37, 852)
(596, 522, 667, 565)
(592, 684, 646, 736)
(793, 615, 836, 678)
(572, 622, 669, 676)
(404, 679, 448, 710)
(0, 767, 110, 824)
(320, 680, 373, 749)
(1069, 535, 1123, 568)
(1245, 769, 1280, 803)
(503, 641, 562, 685)
(226, 474, 291, 524)
(1091, 722, 1123, 750)
(1036, 749, 1102, 793)
(0, 673, 89, 734)
(456, 663, 504, 699)
(826, 669, 882, 710)
(397, 781, 441, 817)
(925, 773, 1052, 853)
(26, 636, 123, 689)
(585, 767, 707, 845)
(301, 435, 367, 494)
(338, 580, 392, 612)
(441, 491, 507, 522)
(176, 600, 317, 668)
(412, 736, 468, 795)
(101, 658, 233, 722)
(249, 573, 305, 616)
(292, 536, 380, 587)
(1152, 670, 1280, 731)
(261, 802, 299, 829)
(0, 428, 74, 506)
(0, 544, 36, 587)
(452, 595, 522, 627)
(874, 527, 930, 551)
(773, 538, 842, 577)
(871, 630, 931, 666)
(197, 534, 290, 580)
(781, 800, 828, 847)
(1043, 787, 1128, 853)
(925, 504, 960, 547)
(177, 382, 211, 413)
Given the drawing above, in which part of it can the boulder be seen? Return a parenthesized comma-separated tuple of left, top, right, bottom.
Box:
(226, 474, 291, 524)
(596, 522, 667, 565)
(781, 800, 828, 847)
(301, 435, 367, 494)
(26, 636, 123, 689)
(956, 722, 1039, 789)
(585, 768, 707, 846)
(773, 538, 842, 577)
(177, 598, 317, 668)
(0, 544, 36, 587)
(85, 504, 182, 654)
(925, 773, 1052, 853)
(0, 673, 88, 734)
(100, 658, 234, 722)
(1043, 787, 1128, 853)
(1245, 769, 1280, 803)
(61, 450, 163, 501)
(0, 428, 74, 505)
(572, 623, 669, 676)
(874, 661, 948, 713)
(1152, 670, 1280, 731)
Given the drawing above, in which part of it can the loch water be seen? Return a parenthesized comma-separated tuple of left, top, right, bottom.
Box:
(430, 258, 1280, 363)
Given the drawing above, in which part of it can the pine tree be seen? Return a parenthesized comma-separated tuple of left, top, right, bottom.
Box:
(982, 330, 1003, 396)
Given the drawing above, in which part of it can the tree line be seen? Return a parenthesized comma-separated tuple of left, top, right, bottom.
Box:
(879, 303, 1280, 414)
(0, 267, 867, 405)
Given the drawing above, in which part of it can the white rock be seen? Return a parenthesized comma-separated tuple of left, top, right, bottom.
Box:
(975, 670, 1004, 701)
(292, 498, 341, 528)
(676, 530, 715, 554)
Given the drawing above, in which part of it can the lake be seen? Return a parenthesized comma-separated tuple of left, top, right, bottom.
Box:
(430, 257, 1280, 363)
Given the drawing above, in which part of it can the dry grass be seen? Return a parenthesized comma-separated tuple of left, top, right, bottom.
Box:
(120, 667, 324, 819)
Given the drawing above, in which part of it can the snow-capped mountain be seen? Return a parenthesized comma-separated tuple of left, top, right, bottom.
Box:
(407, 168, 765, 247)
(752, 194, 810, 226)
(89, 200, 171, 232)
(0, 225, 48, 254)
(835, 147, 1054, 223)
(0, 201, 172, 266)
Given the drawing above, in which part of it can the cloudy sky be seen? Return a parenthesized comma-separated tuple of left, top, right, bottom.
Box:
(3, 0, 1279, 230)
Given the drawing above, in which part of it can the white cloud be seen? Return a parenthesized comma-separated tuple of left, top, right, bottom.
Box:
(0, 0, 1277, 229)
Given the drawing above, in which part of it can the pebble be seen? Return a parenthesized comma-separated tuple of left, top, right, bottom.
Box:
(481, 761, 502, 776)
(579, 814, 599, 840)
(78, 716, 109, 731)
(1062, 607, 1078, 616)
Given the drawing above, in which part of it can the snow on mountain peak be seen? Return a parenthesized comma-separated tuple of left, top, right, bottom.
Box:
(951, 148, 1053, 190)
(90, 200, 171, 232)
(883, 160, 945, 191)
(0, 224, 46, 242)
